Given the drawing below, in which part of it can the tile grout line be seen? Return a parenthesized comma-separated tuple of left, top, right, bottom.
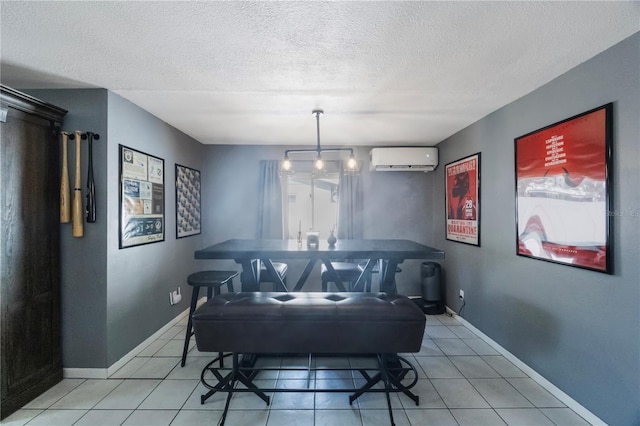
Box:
(6, 313, 597, 426)
(449, 310, 603, 426)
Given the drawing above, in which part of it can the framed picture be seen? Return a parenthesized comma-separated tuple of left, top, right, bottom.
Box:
(515, 103, 612, 273)
(175, 164, 201, 238)
(119, 145, 165, 249)
(445, 153, 481, 246)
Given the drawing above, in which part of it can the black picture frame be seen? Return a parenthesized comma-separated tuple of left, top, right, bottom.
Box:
(175, 164, 201, 239)
(445, 153, 481, 246)
(514, 103, 613, 274)
(118, 145, 165, 249)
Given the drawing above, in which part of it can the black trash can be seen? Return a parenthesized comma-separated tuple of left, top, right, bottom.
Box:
(420, 262, 445, 314)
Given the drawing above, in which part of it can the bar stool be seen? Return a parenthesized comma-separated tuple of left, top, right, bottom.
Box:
(321, 262, 361, 292)
(181, 270, 239, 367)
(253, 260, 288, 291)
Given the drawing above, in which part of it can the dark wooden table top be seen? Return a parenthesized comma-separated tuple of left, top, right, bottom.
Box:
(195, 239, 445, 261)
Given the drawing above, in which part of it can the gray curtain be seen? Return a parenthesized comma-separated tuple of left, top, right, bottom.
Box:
(337, 170, 363, 240)
(257, 160, 284, 239)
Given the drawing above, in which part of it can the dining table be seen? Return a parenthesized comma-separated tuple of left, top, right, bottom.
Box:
(194, 239, 445, 295)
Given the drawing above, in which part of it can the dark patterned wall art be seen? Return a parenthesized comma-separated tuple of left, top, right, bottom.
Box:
(175, 164, 201, 238)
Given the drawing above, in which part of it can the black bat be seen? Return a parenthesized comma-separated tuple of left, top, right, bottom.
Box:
(85, 132, 99, 223)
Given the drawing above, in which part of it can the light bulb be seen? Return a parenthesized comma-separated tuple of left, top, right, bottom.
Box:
(315, 156, 324, 170)
(347, 155, 357, 170)
(282, 157, 292, 171)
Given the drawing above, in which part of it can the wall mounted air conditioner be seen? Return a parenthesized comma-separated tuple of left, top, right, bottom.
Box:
(369, 147, 439, 172)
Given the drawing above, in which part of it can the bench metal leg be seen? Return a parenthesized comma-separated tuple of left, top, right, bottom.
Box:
(349, 355, 397, 425)
(200, 373, 231, 404)
(379, 354, 396, 426)
(202, 353, 417, 426)
(200, 358, 233, 404)
(385, 356, 419, 405)
(201, 353, 270, 426)
(218, 364, 237, 426)
(349, 370, 381, 404)
(384, 355, 419, 405)
(235, 372, 270, 405)
(217, 353, 270, 426)
(349, 354, 419, 409)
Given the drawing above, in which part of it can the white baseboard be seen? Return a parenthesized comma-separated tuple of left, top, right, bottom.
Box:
(62, 368, 109, 379)
(63, 302, 195, 379)
(445, 306, 606, 426)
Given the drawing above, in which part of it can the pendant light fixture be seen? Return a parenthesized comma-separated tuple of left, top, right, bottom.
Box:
(281, 110, 358, 176)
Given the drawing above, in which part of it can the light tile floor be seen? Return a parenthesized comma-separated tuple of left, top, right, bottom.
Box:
(2, 314, 592, 426)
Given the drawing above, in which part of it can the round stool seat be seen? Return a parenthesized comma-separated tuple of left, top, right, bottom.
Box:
(188, 270, 239, 287)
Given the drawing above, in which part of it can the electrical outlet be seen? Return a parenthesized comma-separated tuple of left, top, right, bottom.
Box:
(459, 289, 465, 300)
(170, 287, 182, 305)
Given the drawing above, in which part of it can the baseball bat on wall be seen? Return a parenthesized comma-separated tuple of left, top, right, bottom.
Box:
(60, 131, 71, 223)
(71, 130, 86, 237)
(85, 132, 99, 223)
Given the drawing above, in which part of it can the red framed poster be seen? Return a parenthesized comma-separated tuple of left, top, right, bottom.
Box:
(446, 153, 480, 246)
(515, 103, 613, 273)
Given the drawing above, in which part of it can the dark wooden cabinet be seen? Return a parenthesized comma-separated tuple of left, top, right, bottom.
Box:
(1, 86, 67, 419)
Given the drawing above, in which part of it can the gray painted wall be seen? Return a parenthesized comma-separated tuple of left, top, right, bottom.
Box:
(361, 145, 436, 295)
(432, 33, 639, 425)
(27, 89, 109, 368)
(106, 92, 205, 366)
(27, 89, 207, 368)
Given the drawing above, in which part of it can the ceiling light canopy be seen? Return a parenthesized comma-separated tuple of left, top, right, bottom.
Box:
(281, 110, 358, 176)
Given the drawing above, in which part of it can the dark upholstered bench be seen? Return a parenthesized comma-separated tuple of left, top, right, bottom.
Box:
(193, 292, 426, 426)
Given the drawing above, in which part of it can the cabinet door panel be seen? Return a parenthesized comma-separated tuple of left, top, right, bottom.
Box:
(1, 92, 64, 419)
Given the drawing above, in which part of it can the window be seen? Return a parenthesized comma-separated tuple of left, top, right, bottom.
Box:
(287, 162, 340, 240)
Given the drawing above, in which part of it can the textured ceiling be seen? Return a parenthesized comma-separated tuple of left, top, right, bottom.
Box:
(1, 2, 638, 146)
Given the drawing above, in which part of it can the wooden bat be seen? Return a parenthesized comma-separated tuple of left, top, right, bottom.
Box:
(72, 130, 84, 237)
(60, 131, 71, 223)
(85, 132, 99, 223)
